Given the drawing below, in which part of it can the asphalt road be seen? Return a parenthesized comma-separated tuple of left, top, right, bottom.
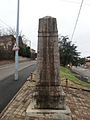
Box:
(0, 62, 36, 113)
(0, 61, 36, 80)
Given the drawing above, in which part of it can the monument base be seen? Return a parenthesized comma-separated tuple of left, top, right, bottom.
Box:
(35, 85, 66, 109)
(26, 101, 72, 120)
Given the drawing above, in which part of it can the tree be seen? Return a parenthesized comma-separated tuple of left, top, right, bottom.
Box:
(26, 46, 31, 58)
(19, 44, 31, 58)
(78, 57, 85, 65)
(0, 27, 31, 59)
(58, 36, 80, 66)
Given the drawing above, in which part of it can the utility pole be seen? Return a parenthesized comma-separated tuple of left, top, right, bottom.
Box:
(29, 40, 31, 59)
(15, 0, 20, 80)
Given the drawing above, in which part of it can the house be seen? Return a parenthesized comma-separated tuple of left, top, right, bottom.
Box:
(0, 35, 15, 60)
(85, 56, 90, 68)
(0, 35, 23, 60)
(0, 35, 15, 50)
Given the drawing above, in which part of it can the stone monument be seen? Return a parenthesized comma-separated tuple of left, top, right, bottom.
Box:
(26, 16, 72, 120)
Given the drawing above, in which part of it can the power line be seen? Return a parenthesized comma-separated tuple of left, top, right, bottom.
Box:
(71, 0, 84, 41)
(60, 0, 90, 6)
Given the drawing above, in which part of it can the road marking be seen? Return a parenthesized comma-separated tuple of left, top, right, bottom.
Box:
(0, 64, 14, 70)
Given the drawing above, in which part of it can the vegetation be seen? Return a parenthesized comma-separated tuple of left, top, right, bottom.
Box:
(78, 57, 85, 65)
(60, 66, 90, 90)
(58, 36, 80, 66)
(33, 66, 90, 90)
(19, 44, 31, 58)
(0, 27, 33, 59)
(0, 47, 14, 60)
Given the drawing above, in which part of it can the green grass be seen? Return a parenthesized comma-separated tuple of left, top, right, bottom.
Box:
(60, 66, 90, 90)
(34, 66, 90, 90)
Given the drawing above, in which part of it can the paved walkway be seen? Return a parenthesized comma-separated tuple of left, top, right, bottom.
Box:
(66, 88, 90, 120)
(0, 80, 90, 120)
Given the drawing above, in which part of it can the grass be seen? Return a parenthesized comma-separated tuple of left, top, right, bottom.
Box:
(32, 66, 90, 90)
(60, 66, 90, 90)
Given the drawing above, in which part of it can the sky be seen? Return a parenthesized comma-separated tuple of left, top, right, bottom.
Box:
(0, 0, 90, 57)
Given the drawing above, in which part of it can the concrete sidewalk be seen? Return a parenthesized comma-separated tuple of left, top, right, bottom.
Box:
(0, 79, 90, 120)
(0, 56, 31, 66)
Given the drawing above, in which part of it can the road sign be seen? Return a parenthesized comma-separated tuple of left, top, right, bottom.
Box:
(12, 43, 19, 51)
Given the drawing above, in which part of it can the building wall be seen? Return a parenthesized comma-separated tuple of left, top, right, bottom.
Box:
(0, 35, 31, 60)
(0, 35, 15, 60)
(85, 57, 90, 68)
(86, 61, 90, 68)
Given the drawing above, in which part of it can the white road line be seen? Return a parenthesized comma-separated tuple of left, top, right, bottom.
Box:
(0, 64, 14, 70)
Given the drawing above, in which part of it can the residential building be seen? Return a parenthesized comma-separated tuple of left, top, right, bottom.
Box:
(85, 56, 90, 68)
(0, 35, 23, 60)
(0, 35, 15, 60)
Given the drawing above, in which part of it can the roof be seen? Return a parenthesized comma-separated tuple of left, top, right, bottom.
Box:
(0, 35, 15, 42)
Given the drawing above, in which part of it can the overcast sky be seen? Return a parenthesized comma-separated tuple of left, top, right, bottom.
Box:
(0, 0, 90, 57)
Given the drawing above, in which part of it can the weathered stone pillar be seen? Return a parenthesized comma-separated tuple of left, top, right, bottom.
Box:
(26, 16, 72, 120)
(35, 16, 65, 109)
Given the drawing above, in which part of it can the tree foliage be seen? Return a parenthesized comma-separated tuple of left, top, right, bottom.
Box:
(0, 27, 32, 59)
(78, 57, 85, 65)
(58, 36, 80, 66)
(19, 44, 31, 58)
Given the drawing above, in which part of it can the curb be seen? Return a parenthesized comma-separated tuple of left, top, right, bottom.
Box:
(62, 85, 90, 92)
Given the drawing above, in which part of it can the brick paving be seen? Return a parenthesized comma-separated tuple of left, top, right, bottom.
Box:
(66, 88, 90, 120)
(0, 80, 90, 120)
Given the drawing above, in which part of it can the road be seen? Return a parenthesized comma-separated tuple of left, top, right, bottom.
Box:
(0, 61, 36, 80)
(0, 61, 36, 113)
(72, 66, 90, 82)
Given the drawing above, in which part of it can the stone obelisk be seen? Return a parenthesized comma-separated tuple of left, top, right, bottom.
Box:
(26, 16, 72, 120)
(35, 16, 65, 109)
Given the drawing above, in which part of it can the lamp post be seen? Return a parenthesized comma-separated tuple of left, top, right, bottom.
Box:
(15, 0, 20, 80)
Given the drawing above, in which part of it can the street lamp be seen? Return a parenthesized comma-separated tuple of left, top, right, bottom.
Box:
(15, 0, 20, 80)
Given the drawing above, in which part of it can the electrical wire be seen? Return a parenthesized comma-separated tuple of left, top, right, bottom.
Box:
(71, 0, 84, 41)
(60, 0, 90, 6)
